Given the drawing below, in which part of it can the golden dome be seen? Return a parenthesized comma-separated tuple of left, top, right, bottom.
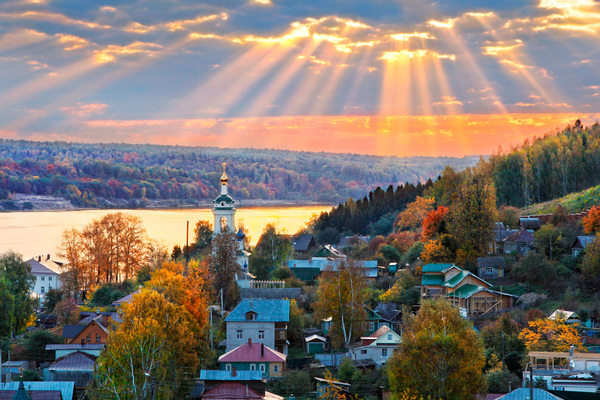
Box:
(220, 162, 228, 185)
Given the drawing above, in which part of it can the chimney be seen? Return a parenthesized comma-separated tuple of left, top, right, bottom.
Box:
(46, 254, 50, 260)
(231, 367, 237, 377)
(248, 338, 252, 345)
(37, 256, 41, 262)
(261, 343, 264, 357)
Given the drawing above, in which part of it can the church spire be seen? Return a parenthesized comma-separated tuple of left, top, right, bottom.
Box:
(220, 162, 228, 195)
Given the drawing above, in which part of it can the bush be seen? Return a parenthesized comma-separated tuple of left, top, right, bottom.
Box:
(486, 370, 521, 393)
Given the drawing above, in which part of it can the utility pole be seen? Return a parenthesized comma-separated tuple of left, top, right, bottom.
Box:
(185, 220, 190, 271)
(220, 288, 224, 317)
(502, 331, 505, 370)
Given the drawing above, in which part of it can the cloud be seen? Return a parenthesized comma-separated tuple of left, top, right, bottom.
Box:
(61, 103, 108, 117)
(0, 11, 111, 30)
(380, 50, 456, 61)
(433, 96, 463, 106)
(93, 41, 162, 63)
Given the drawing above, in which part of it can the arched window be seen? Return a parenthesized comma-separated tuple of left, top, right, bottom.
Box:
(220, 216, 228, 231)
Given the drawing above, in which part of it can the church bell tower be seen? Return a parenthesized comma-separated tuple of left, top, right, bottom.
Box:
(212, 163, 236, 235)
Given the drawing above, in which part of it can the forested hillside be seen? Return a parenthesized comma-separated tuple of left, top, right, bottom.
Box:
(490, 120, 600, 207)
(0, 140, 478, 209)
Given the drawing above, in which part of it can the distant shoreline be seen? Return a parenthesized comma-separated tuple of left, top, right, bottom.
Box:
(0, 194, 334, 213)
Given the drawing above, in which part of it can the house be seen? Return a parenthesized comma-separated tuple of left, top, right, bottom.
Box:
(519, 217, 542, 230)
(421, 263, 517, 317)
(62, 314, 110, 345)
(571, 236, 595, 257)
(489, 223, 516, 254)
(338, 236, 369, 249)
(1, 361, 29, 381)
(0, 382, 74, 400)
(26, 257, 61, 301)
(352, 325, 401, 367)
(527, 351, 600, 392)
(292, 234, 317, 256)
(287, 259, 378, 283)
(219, 338, 286, 378)
(497, 388, 562, 400)
(225, 299, 290, 355)
(312, 245, 346, 259)
(549, 310, 581, 324)
(373, 303, 402, 333)
(197, 370, 283, 400)
(45, 344, 105, 359)
(315, 377, 357, 399)
(503, 228, 535, 256)
(476, 257, 506, 279)
(46, 351, 96, 387)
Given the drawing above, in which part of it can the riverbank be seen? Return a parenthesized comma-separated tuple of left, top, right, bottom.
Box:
(0, 194, 333, 212)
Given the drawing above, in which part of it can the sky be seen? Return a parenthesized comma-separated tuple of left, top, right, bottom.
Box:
(1, 0, 599, 157)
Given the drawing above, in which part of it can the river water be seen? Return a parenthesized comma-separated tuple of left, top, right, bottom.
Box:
(0, 205, 332, 259)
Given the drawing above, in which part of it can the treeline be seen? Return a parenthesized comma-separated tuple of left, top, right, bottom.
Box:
(310, 180, 434, 240)
(0, 140, 478, 206)
(490, 120, 600, 207)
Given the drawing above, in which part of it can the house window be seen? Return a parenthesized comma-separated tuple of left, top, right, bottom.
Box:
(41, 276, 45, 281)
(369, 322, 375, 331)
(361, 350, 367, 354)
(485, 267, 494, 274)
(40, 286, 45, 294)
(382, 348, 388, 357)
(226, 364, 232, 371)
(86, 334, 91, 343)
(96, 334, 101, 343)
(250, 364, 256, 371)
(387, 334, 392, 341)
(258, 331, 264, 340)
(259, 364, 266, 373)
(236, 330, 243, 339)
(246, 311, 257, 321)
(49, 276, 52, 281)
(273, 365, 279, 373)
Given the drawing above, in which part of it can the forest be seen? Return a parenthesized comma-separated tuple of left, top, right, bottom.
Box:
(0, 140, 478, 210)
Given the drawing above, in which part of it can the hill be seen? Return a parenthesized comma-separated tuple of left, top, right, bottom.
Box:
(521, 184, 600, 215)
(0, 140, 479, 211)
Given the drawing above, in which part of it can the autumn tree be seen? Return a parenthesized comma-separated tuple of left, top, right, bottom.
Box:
(519, 317, 585, 352)
(0, 252, 35, 337)
(314, 261, 369, 350)
(210, 232, 240, 310)
(448, 174, 497, 257)
(59, 213, 149, 296)
(421, 206, 449, 240)
(388, 298, 486, 400)
(193, 220, 213, 255)
(497, 206, 520, 229)
(481, 314, 526, 375)
(394, 196, 435, 232)
(380, 270, 420, 306)
(582, 235, 600, 292)
(583, 206, 600, 234)
(92, 289, 203, 400)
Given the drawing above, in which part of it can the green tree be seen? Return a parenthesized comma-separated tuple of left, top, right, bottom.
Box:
(254, 223, 293, 269)
(380, 270, 420, 307)
(486, 370, 521, 394)
(534, 224, 563, 259)
(0, 276, 14, 338)
(481, 314, 526, 375)
(0, 252, 35, 337)
(42, 288, 65, 313)
(388, 298, 486, 400)
(193, 220, 213, 255)
(24, 330, 63, 365)
(448, 174, 497, 257)
(314, 261, 368, 350)
(582, 234, 600, 292)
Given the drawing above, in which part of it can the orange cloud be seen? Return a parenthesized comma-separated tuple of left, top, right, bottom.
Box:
(61, 103, 108, 117)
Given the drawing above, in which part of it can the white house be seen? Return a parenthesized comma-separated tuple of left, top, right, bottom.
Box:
(351, 325, 401, 367)
(26, 256, 61, 301)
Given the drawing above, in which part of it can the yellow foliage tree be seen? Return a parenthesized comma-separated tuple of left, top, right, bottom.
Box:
(519, 317, 585, 352)
(394, 197, 435, 232)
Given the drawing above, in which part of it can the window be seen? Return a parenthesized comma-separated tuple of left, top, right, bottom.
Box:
(40, 286, 45, 294)
(258, 331, 264, 340)
(236, 330, 243, 339)
(41, 276, 45, 281)
(369, 322, 375, 331)
(259, 364, 265, 373)
(273, 365, 279, 373)
(382, 348, 388, 357)
(226, 364, 232, 371)
(361, 349, 367, 354)
(387, 334, 392, 340)
(96, 334, 101, 343)
(86, 334, 91, 343)
(245, 311, 257, 321)
(485, 267, 494, 274)
(49, 276, 52, 281)
(250, 364, 256, 371)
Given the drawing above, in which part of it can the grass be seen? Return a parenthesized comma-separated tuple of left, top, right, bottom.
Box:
(521, 184, 600, 215)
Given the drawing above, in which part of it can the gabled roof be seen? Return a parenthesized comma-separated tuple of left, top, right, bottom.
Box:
(498, 388, 561, 400)
(62, 325, 85, 339)
(49, 351, 96, 371)
(200, 370, 263, 382)
(304, 334, 327, 343)
(422, 263, 456, 273)
(504, 228, 534, 244)
(292, 234, 316, 252)
(449, 284, 488, 299)
(218, 341, 286, 363)
(370, 325, 391, 339)
(25, 259, 58, 276)
(549, 309, 580, 321)
(444, 270, 491, 289)
(313, 245, 345, 258)
(373, 303, 402, 322)
(287, 259, 378, 278)
(573, 236, 595, 249)
(476, 257, 506, 268)
(225, 299, 290, 322)
(0, 382, 74, 400)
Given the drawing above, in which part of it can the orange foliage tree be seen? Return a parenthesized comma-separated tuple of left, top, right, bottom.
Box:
(394, 196, 435, 232)
(519, 317, 585, 352)
(421, 206, 449, 240)
(583, 205, 600, 234)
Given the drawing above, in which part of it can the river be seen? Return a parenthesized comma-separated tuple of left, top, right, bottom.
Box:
(0, 205, 332, 259)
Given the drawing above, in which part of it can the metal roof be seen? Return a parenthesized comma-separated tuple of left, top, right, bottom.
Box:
(225, 299, 290, 322)
(0, 382, 74, 400)
(287, 259, 378, 278)
(49, 351, 97, 371)
(200, 370, 263, 381)
(25, 259, 58, 276)
(218, 341, 286, 363)
(422, 263, 455, 273)
(46, 344, 105, 350)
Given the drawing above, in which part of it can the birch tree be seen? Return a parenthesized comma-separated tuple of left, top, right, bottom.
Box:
(314, 260, 368, 350)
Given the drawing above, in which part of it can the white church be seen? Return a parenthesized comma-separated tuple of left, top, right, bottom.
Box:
(212, 163, 251, 280)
